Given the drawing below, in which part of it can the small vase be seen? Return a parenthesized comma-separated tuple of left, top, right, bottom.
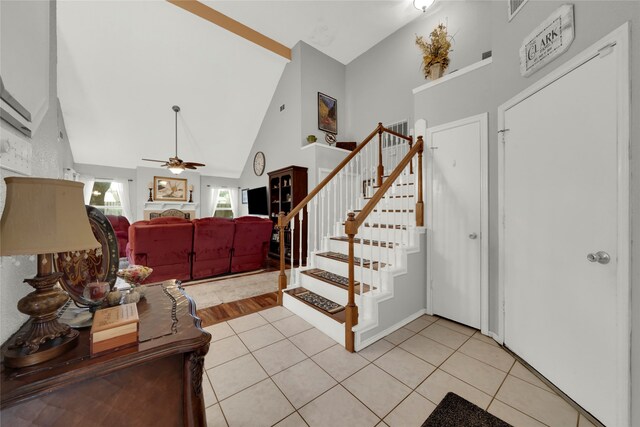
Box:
(429, 63, 445, 80)
(123, 290, 140, 304)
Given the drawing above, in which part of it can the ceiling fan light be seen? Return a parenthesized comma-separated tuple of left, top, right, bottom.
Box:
(169, 166, 184, 175)
(414, 0, 435, 12)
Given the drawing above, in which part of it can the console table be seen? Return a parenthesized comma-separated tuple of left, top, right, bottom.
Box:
(0, 282, 211, 426)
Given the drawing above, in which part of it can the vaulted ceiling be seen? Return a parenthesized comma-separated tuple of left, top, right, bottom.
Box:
(58, 1, 422, 178)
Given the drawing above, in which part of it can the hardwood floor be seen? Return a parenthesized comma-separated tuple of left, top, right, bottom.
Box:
(193, 259, 287, 327)
(197, 292, 279, 327)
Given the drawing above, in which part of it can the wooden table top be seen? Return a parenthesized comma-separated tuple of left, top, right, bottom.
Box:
(1, 281, 211, 408)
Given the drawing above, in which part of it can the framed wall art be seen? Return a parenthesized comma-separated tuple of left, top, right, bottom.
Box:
(318, 92, 337, 134)
(153, 176, 188, 202)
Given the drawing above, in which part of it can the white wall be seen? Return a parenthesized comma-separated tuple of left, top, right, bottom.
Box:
(300, 41, 346, 147)
(354, 0, 640, 422)
(486, 2, 640, 422)
(345, 0, 492, 141)
(0, 0, 75, 343)
(238, 41, 349, 216)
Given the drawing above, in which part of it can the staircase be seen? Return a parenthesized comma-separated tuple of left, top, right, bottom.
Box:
(275, 124, 425, 352)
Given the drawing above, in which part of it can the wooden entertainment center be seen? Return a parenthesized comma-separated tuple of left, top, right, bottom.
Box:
(268, 166, 308, 266)
(0, 282, 210, 426)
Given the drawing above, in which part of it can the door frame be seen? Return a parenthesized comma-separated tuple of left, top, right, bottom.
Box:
(497, 22, 630, 426)
(425, 113, 489, 334)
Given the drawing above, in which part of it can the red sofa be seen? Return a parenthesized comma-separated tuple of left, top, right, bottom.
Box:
(127, 217, 194, 283)
(231, 216, 274, 273)
(192, 217, 235, 280)
(127, 216, 273, 283)
(106, 215, 130, 258)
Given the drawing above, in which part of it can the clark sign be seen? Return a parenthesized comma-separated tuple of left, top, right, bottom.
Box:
(520, 4, 575, 77)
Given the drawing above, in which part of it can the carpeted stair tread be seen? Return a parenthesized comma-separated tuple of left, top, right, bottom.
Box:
(364, 194, 414, 199)
(373, 182, 414, 189)
(316, 251, 386, 270)
(363, 223, 407, 230)
(330, 236, 396, 249)
(354, 209, 414, 213)
(301, 268, 371, 293)
(422, 392, 512, 427)
(285, 287, 346, 323)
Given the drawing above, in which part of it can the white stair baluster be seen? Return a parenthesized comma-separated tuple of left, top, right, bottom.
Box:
(313, 197, 318, 253)
(299, 211, 303, 267)
(359, 237, 364, 319)
(331, 178, 340, 236)
(320, 189, 325, 251)
(290, 214, 295, 272)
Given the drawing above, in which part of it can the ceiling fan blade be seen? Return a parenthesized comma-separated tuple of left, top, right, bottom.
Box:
(142, 158, 168, 163)
(183, 162, 205, 167)
(184, 164, 197, 170)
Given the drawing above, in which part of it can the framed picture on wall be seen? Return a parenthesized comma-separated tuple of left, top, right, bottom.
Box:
(153, 176, 188, 202)
(318, 92, 337, 134)
(242, 188, 248, 204)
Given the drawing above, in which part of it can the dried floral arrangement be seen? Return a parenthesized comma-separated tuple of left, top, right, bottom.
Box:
(415, 23, 452, 79)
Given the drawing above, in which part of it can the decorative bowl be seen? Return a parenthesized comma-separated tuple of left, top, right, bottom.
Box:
(116, 265, 153, 286)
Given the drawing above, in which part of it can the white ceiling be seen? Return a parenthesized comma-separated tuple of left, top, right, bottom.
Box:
(58, 1, 423, 178)
(206, 1, 423, 64)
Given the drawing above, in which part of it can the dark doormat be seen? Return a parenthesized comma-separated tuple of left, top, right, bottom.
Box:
(422, 392, 512, 427)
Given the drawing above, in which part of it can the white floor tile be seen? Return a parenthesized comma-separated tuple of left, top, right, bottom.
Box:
(219, 379, 294, 427)
(299, 385, 379, 427)
(209, 354, 268, 400)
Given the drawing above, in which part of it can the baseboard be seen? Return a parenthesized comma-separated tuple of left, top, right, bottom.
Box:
(355, 308, 427, 351)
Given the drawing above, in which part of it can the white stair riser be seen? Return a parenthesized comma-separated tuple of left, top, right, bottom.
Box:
(371, 184, 416, 197)
(328, 239, 398, 264)
(299, 273, 357, 307)
(282, 293, 344, 346)
(358, 227, 412, 245)
(360, 197, 415, 211)
(362, 211, 415, 225)
(314, 256, 385, 289)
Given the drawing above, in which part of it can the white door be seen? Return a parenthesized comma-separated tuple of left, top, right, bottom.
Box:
(427, 114, 488, 330)
(501, 30, 629, 426)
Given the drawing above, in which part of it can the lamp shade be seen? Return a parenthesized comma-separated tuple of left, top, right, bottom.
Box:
(0, 177, 100, 255)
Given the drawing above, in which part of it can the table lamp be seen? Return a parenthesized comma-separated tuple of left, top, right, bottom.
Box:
(0, 177, 100, 368)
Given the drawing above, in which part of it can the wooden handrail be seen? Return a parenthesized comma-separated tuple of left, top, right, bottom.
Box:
(352, 137, 424, 230)
(279, 123, 383, 228)
(383, 127, 413, 141)
(344, 136, 424, 352)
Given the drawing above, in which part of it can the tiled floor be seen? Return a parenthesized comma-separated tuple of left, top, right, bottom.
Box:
(201, 307, 596, 427)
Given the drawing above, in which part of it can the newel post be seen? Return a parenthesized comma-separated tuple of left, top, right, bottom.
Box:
(377, 123, 384, 186)
(416, 136, 424, 227)
(277, 212, 287, 305)
(344, 212, 359, 352)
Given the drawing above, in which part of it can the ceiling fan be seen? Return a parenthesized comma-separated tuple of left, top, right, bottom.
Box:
(142, 105, 205, 174)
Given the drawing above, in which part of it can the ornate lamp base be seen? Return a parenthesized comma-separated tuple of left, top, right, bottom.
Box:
(2, 254, 79, 368)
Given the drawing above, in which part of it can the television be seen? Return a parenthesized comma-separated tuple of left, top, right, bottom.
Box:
(247, 186, 269, 215)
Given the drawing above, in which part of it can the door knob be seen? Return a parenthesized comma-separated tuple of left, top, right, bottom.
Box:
(468, 233, 478, 240)
(587, 251, 610, 264)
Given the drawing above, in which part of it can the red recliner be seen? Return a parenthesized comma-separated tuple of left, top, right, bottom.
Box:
(127, 217, 193, 283)
(106, 215, 130, 258)
(191, 217, 235, 280)
(230, 216, 273, 273)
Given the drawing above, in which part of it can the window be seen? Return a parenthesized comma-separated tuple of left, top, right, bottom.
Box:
(89, 181, 123, 216)
(213, 190, 233, 218)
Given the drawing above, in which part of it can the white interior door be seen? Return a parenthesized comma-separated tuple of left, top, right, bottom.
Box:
(501, 31, 628, 426)
(427, 114, 488, 330)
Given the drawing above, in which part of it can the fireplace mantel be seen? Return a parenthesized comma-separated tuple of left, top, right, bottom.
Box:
(143, 202, 199, 220)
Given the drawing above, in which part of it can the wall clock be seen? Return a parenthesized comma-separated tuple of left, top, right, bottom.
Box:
(253, 151, 265, 176)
